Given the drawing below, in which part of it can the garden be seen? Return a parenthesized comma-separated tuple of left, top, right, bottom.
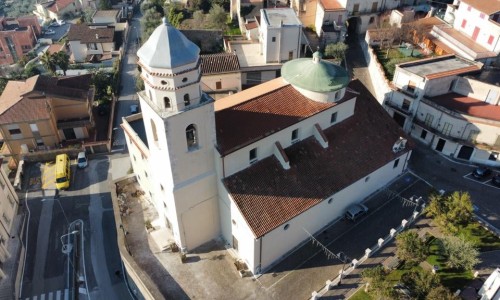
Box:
(352, 191, 500, 300)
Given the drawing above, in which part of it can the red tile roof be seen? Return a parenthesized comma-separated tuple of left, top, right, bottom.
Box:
(46, 0, 76, 13)
(223, 80, 411, 238)
(215, 79, 358, 155)
(461, 0, 500, 15)
(200, 52, 240, 75)
(68, 24, 115, 43)
(0, 74, 92, 124)
(245, 22, 258, 30)
(428, 93, 500, 122)
(320, 0, 344, 11)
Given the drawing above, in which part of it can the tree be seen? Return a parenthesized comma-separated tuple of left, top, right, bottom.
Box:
(81, 7, 96, 23)
(53, 51, 70, 76)
(426, 191, 473, 233)
(207, 4, 227, 30)
(40, 51, 57, 75)
(441, 236, 480, 271)
(324, 42, 348, 60)
(0, 78, 8, 94)
(99, 0, 111, 10)
(426, 285, 459, 300)
(141, 7, 163, 41)
(396, 230, 427, 264)
(361, 266, 386, 292)
(167, 5, 184, 27)
(401, 270, 440, 300)
(193, 10, 205, 28)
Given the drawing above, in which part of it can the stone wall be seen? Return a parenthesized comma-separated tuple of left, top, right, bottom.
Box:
(359, 39, 393, 104)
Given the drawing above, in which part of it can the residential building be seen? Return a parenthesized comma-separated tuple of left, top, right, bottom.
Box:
(226, 8, 307, 87)
(0, 156, 19, 279)
(92, 9, 122, 25)
(384, 55, 500, 166)
(122, 18, 411, 275)
(34, 0, 82, 22)
(67, 24, 116, 63)
(430, 0, 500, 65)
(0, 16, 41, 65)
(314, 0, 347, 44)
(200, 52, 242, 100)
(0, 75, 95, 161)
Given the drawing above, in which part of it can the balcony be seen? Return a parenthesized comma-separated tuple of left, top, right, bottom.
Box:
(384, 100, 412, 117)
(413, 119, 474, 146)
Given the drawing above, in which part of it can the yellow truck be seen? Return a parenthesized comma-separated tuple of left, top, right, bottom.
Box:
(55, 154, 70, 190)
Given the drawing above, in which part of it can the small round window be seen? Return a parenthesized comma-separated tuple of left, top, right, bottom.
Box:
(284, 224, 290, 230)
(182, 77, 188, 82)
(328, 198, 333, 204)
(365, 176, 370, 182)
(161, 80, 168, 85)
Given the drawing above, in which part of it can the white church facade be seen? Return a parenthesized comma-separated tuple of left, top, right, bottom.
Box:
(122, 18, 412, 275)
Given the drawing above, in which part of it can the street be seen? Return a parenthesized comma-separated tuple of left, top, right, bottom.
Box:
(20, 156, 132, 300)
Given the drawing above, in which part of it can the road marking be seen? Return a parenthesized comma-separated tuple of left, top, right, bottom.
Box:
(48, 292, 53, 300)
(64, 289, 68, 300)
(40, 294, 45, 300)
(463, 174, 500, 189)
(56, 290, 61, 299)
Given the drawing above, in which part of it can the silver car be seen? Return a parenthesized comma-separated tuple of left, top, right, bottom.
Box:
(345, 203, 369, 221)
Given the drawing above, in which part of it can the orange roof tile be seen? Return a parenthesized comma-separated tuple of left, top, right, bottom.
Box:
(224, 80, 412, 238)
(429, 93, 500, 122)
(320, 0, 344, 11)
(461, 0, 500, 15)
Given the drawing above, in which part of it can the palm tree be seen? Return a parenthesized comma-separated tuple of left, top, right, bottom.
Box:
(53, 51, 70, 76)
(40, 51, 56, 75)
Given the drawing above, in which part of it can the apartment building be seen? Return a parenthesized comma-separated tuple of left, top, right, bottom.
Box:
(0, 16, 41, 65)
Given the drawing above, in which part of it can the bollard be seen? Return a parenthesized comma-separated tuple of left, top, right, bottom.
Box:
(365, 248, 372, 258)
(326, 280, 333, 289)
(390, 228, 397, 237)
(351, 259, 359, 268)
(311, 291, 319, 300)
(378, 238, 384, 247)
(401, 219, 408, 228)
(413, 211, 419, 219)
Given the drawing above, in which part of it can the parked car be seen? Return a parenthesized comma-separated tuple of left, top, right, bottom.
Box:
(57, 20, 66, 25)
(49, 21, 61, 27)
(77, 152, 88, 168)
(345, 203, 369, 221)
(492, 173, 500, 187)
(472, 166, 492, 179)
(44, 29, 56, 35)
(130, 104, 139, 114)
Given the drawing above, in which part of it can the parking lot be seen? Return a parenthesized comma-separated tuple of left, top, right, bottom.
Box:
(463, 172, 500, 190)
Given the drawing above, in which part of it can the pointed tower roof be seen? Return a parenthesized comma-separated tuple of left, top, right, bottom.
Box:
(137, 18, 200, 69)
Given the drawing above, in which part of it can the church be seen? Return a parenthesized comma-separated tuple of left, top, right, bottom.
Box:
(121, 18, 412, 275)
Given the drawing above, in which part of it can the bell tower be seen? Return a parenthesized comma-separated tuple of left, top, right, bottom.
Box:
(136, 18, 220, 251)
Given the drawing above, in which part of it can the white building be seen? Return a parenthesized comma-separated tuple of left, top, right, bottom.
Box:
(226, 8, 307, 87)
(385, 55, 500, 167)
(431, 0, 500, 65)
(122, 18, 412, 274)
(199, 52, 242, 100)
(314, 0, 347, 44)
(0, 157, 19, 279)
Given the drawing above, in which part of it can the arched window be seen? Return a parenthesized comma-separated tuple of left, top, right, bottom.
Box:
(164, 97, 171, 108)
(151, 119, 158, 142)
(186, 124, 198, 150)
(184, 94, 190, 106)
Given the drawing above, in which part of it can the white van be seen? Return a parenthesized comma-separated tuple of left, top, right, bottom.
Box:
(77, 152, 88, 168)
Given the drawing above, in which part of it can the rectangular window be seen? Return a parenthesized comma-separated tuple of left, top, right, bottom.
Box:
(272, 37, 276, 42)
(249, 148, 257, 163)
(291, 129, 299, 142)
(420, 129, 427, 140)
(467, 5, 472, 11)
(371, 2, 378, 13)
(330, 112, 338, 124)
(402, 99, 411, 111)
(480, 13, 485, 19)
(216, 81, 222, 90)
(393, 158, 400, 169)
(353, 3, 359, 13)
(288, 51, 293, 60)
(87, 43, 98, 50)
(461, 19, 467, 28)
(424, 113, 434, 127)
(488, 35, 494, 45)
(442, 122, 453, 136)
(9, 128, 21, 135)
(407, 81, 417, 93)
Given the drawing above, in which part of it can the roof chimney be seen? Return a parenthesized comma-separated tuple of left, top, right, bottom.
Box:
(95, 33, 99, 39)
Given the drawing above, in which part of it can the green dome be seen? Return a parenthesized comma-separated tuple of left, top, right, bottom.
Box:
(282, 52, 350, 93)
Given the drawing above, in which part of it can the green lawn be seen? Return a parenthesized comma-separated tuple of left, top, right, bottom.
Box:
(373, 47, 420, 80)
(426, 236, 474, 291)
(385, 264, 423, 283)
(458, 222, 500, 251)
(350, 289, 372, 300)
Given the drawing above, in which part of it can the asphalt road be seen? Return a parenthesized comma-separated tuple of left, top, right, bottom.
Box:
(20, 157, 132, 300)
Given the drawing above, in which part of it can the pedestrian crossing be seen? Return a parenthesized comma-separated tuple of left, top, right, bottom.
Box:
(24, 289, 69, 300)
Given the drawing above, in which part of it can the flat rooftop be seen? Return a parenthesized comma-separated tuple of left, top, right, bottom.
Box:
(428, 92, 500, 122)
(399, 55, 481, 79)
(262, 8, 301, 27)
(230, 42, 281, 68)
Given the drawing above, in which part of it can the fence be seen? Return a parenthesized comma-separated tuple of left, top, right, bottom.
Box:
(310, 204, 426, 300)
(359, 39, 393, 105)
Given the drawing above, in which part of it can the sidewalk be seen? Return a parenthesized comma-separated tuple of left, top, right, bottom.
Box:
(0, 212, 25, 299)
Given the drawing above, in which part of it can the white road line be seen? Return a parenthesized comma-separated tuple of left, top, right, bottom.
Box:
(48, 291, 53, 300)
(40, 294, 45, 300)
(64, 289, 68, 300)
(56, 290, 61, 299)
(33, 296, 37, 300)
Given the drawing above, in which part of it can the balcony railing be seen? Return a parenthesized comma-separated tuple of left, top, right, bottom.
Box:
(413, 119, 474, 146)
(384, 100, 412, 117)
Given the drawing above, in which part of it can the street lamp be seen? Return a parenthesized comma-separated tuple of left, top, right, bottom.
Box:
(42, 197, 69, 225)
(337, 251, 351, 285)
